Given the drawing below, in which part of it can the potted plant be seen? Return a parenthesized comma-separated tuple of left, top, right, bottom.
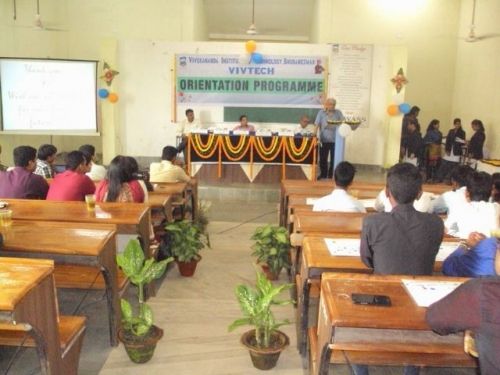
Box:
(251, 225, 291, 280)
(165, 220, 207, 277)
(228, 271, 293, 370)
(116, 239, 173, 363)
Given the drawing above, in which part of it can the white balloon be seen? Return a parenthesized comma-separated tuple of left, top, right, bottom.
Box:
(239, 54, 251, 65)
(393, 93, 404, 105)
(338, 123, 352, 138)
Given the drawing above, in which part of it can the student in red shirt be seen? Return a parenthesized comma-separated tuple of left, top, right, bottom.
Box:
(46, 150, 95, 201)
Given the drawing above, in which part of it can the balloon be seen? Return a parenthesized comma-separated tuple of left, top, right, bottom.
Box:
(399, 103, 411, 114)
(338, 123, 352, 138)
(98, 88, 109, 99)
(387, 104, 400, 116)
(245, 40, 257, 53)
(251, 52, 263, 64)
(108, 93, 119, 103)
(392, 93, 404, 105)
(238, 53, 251, 65)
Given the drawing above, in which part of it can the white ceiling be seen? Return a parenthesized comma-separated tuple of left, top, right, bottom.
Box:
(205, 0, 315, 42)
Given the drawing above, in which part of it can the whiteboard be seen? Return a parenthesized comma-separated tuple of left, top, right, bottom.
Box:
(0, 58, 98, 134)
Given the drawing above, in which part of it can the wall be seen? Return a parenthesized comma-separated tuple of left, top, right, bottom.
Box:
(452, 0, 500, 159)
(311, 0, 461, 166)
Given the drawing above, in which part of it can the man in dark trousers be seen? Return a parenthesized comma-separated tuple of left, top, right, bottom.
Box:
(353, 163, 444, 375)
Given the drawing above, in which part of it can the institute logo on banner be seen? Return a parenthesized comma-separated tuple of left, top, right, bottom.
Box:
(179, 56, 187, 67)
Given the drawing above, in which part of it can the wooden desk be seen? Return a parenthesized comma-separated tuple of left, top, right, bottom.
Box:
(312, 273, 476, 375)
(0, 220, 119, 347)
(0, 258, 81, 375)
(3, 199, 151, 256)
(297, 236, 459, 357)
(147, 192, 173, 222)
(153, 181, 198, 219)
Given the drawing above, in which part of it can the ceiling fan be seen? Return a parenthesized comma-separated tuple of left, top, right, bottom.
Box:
(11, 0, 66, 32)
(246, 0, 258, 35)
(463, 0, 499, 42)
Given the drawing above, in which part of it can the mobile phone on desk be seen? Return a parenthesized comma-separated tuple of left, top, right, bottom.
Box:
(351, 293, 392, 307)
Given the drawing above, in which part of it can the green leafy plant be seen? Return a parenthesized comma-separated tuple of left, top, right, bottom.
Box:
(228, 271, 293, 348)
(117, 239, 173, 336)
(165, 220, 207, 262)
(251, 225, 291, 277)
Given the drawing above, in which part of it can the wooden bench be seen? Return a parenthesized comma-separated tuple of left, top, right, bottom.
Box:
(0, 258, 86, 375)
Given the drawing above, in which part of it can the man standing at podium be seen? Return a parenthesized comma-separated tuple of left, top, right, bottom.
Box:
(315, 98, 344, 179)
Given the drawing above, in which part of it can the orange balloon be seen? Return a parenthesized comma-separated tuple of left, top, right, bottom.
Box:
(245, 40, 257, 53)
(108, 93, 119, 103)
(387, 104, 399, 116)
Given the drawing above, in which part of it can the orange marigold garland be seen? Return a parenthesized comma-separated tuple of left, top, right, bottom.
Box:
(254, 136, 283, 161)
(191, 134, 219, 159)
(285, 137, 316, 163)
(221, 135, 252, 161)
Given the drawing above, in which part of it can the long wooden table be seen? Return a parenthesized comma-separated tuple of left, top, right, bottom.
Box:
(311, 273, 476, 375)
(0, 257, 86, 375)
(0, 220, 119, 346)
(296, 236, 459, 357)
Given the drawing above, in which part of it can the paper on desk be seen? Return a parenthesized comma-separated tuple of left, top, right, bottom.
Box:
(435, 242, 459, 261)
(95, 206, 112, 219)
(324, 238, 361, 256)
(401, 279, 463, 307)
(359, 199, 375, 208)
(306, 197, 319, 205)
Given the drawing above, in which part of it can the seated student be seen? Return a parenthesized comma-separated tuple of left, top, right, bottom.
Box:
(95, 156, 145, 203)
(356, 163, 444, 375)
(34, 144, 57, 179)
(445, 171, 499, 238)
(374, 188, 434, 213)
(233, 115, 255, 132)
(79, 144, 107, 181)
(0, 146, 49, 199)
(149, 146, 192, 184)
(492, 172, 500, 203)
(46, 151, 95, 201)
(442, 231, 498, 277)
(426, 277, 500, 375)
(430, 165, 472, 214)
(312, 161, 366, 213)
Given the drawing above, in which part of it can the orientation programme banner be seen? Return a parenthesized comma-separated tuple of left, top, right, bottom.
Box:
(175, 54, 327, 106)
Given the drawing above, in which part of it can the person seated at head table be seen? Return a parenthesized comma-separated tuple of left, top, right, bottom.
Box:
(294, 115, 316, 136)
(149, 146, 193, 184)
(442, 231, 498, 277)
(233, 115, 255, 132)
(445, 171, 499, 238)
(95, 156, 145, 203)
(430, 165, 472, 214)
(426, 276, 500, 375)
(46, 150, 95, 201)
(355, 162, 445, 375)
(176, 108, 202, 153)
(34, 144, 57, 179)
(491, 173, 500, 203)
(313, 161, 366, 213)
(79, 144, 107, 182)
(0, 145, 49, 199)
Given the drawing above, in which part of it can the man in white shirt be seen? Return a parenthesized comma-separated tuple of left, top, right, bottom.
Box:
(445, 171, 499, 238)
(79, 144, 107, 181)
(177, 109, 201, 153)
(149, 146, 192, 184)
(313, 161, 366, 213)
(294, 115, 316, 136)
(374, 188, 435, 213)
(430, 165, 472, 214)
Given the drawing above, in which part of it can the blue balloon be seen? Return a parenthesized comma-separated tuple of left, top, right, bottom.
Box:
(251, 52, 263, 64)
(98, 88, 109, 99)
(399, 103, 411, 114)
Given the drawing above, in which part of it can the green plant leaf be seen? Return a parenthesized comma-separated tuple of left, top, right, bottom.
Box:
(141, 303, 154, 327)
(228, 318, 252, 332)
(135, 323, 150, 337)
(121, 299, 133, 322)
(117, 239, 145, 278)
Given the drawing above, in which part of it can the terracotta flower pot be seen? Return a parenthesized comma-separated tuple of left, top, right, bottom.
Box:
(176, 255, 201, 277)
(240, 329, 289, 370)
(261, 264, 280, 281)
(118, 325, 163, 364)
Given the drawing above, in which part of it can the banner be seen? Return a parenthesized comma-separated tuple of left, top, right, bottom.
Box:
(176, 54, 327, 106)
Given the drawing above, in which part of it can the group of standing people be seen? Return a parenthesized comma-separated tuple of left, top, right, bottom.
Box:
(401, 106, 487, 182)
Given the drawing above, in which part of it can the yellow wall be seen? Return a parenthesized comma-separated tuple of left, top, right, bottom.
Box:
(452, 0, 500, 159)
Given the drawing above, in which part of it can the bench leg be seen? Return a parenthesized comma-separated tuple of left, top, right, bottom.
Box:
(60, 326, 86, 375)
(299, 281, 311, 356)
(100, 265, 119, 347)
